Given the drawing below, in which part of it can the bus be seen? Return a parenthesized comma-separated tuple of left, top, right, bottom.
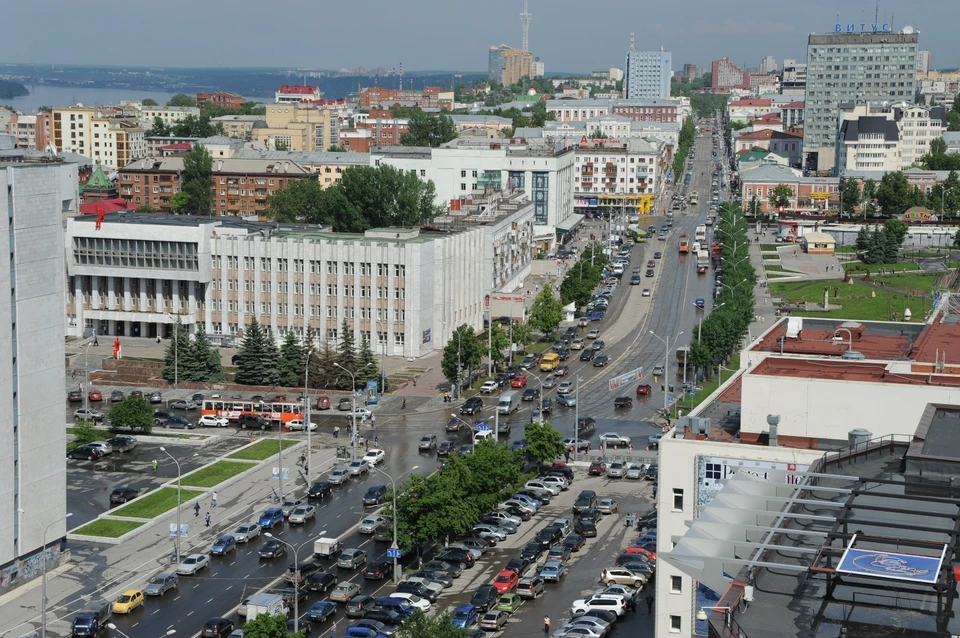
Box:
(678, 235, 691, 254)
(690, 191, 700, 206)
(540, 353, 560, 372)
(695, 225, 707, 243)
(201, 398, 304, 426)
(627, 226, 648, 243)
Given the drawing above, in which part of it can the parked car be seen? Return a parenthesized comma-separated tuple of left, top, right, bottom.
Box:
(88, 389, 103, 402)
(106, 435, 137, 452)
(517, 575, 545, 600)
(67, 444, 104, 461)
(163, 416, 194, 429)
(67, 389, 83, 402)
(109, 487, 139, 504)
(211, 535, 237, 556)
(109, 390, 125, 403)
(607, 463, 627, 479)
(588, 461, 607, 476)
(73, 408, 104, 423)
(480, 610, 509, 631)
(169, 400, 197, 410)
(149, 391, 163, 404)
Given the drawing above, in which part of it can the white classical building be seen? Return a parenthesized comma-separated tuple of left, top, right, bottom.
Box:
(0, 161, 73, 587)
(64, 195, 534, 357)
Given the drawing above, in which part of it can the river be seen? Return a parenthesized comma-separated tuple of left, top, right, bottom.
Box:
(4, 85, 262, 112)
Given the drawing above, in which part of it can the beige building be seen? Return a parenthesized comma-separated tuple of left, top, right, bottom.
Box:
(139, 105, 200, 129)
(6, 112, 52, 150)
(502, 48, 533, 86)
(236, 149, 370, 188)
(211, 114, 266, 140)
(256, 105, 339, 152)
(53, 106, 146, 170)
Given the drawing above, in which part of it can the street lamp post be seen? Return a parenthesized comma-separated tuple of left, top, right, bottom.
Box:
(649, 330, 683, 419)
(334, 362, 375, 461)
(19, 510, 72, 638)
(83, 338, 94, 415)
(166, 313, 180, 389)
(303, 351, 312, 485)
(159, 447, 182, 564)
(372, 465, 418, 584)
(573, 375, 581, 458)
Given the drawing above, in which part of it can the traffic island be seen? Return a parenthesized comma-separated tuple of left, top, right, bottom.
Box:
(72, 519, 146, 539)
(227, 439, 298, 461)
(111, 486, 205, 519)
(178, 460, 257, 488)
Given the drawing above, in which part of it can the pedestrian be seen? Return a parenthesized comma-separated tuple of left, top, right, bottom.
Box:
(211, 492, 217, 508)
(156, 335, 161, 344)
(93, 335, 99, 347)
(71, 369, 76, 379)
(333, 425, 340, 438)
(645, 594, 654, 614)
(204, 512, 211, 527)
(370, 414, 376, 429)
(543, 616, 551, 635)
(628, 595, 637, 612)
(194, 502, 200, 517)
(331, 621, 337, 638)
(364, 438, 370, 451)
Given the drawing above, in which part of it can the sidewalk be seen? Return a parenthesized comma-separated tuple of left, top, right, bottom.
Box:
(0, 443, 322, 638)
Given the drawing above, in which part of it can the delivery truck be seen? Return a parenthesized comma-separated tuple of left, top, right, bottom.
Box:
(314, 537, 342, 558)
(71, 600, 112, 637)
(245, 593, 288, 622)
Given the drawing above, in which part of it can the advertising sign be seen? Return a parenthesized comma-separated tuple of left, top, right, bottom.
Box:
(365, 380, 379, 406)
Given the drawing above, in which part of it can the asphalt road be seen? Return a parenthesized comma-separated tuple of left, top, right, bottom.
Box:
(57, 130, 722, 638)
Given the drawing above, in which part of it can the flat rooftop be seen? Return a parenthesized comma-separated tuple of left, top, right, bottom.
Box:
(750, 317, 921, 361)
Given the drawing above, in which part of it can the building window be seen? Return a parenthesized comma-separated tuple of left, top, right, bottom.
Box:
(532, 171, 549, 224)
(669, 616, 681, 633)
(377, 263, 388, 276)
(673, 488, 683, 511)
(394, 333, 405, 346)
(705, 463, 722, 480)
(326, 260, 337, 274)
(394, 264, 405, 277)
(394, 288, 405, 300)
(670, 576, 682, 593)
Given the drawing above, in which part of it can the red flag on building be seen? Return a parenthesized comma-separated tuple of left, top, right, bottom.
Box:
(95, 204, 105, 230)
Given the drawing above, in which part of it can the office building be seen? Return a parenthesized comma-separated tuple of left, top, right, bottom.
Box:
(0, 160, 73, 592)
(255, 104, 339, 152)
(275, 85, 323, 104)
(625, 46, 672, 100)
(758, 54, 778, 74)
(52, 107, 147, 170)
(711, 57, 750, 91)
(196, 92, 244, 110)
(210, 115, 265, 140)
(63, 192, 534, 355)
(546, 99, 679, 123)
(917, 49, 932, 74)
(803, 30, 919, 173)
(780, 59, 807, 97)
(358, 87, 453, 111)
(681, 63, 699, 81)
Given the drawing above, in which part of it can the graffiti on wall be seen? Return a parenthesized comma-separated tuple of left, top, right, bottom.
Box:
(0, 548, 65, 595)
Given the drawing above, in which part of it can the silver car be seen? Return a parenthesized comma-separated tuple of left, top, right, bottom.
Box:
(144, 573, 178, 596)
(607, 462, 627, 478)
(348, 459, 369, 476)
(329, 468, 351, 485)
(280, 498, 303, 517)
(625, 463, 647, 479)
(358, 515, 386, 534)
(233, 523, 261, 543)
(288, 505, 316, 524)
(176, 553, 209, 575)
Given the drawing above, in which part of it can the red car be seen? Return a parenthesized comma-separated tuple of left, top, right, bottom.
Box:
(646, 260, 656, 268)
(88, 389, 103, 402)
(625, 546, 657, 560)
(493, 569, 519, 594)
(511, 375, 528, 388)
(588, 461, 607, 476)
(315, 396, 331, 410)
(636, 384, 652, 396)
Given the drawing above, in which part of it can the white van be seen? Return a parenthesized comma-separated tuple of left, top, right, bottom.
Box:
(474, 429, 495, 442)
(497, 391, 521, 414)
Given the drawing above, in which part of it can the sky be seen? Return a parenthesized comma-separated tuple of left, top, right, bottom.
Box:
(1, 0, 957, 73)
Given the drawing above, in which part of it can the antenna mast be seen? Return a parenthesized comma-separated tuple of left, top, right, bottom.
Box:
(520, 0, 532, 53)
(399, 61, 404, 91)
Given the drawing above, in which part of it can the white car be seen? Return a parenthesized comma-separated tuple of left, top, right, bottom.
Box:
(359, 515, 386, 534)
(486, 510, 523, 526)
(87, 441, 113, 455)
(288, 505, 316, 524)
(233, 523, 260, 543)
(176, 553, 210, 575)
(586, 329, 601, 339)
(570, 338, 585, 350)
(524, 480, 560, 496)
(404, 575, 445, 595)
(286, 419, 317, 431)
(541, 476, 569, 491)
(598, 433, 631, 446)
(479, 381, 499, 394)
(601, 568, 647, 587)
(348, 459, 369, 476)
(641, 288, 652, 297)
(555, 624, 605, 638)
(570, 595, 627, 617)
(346, 407, 372, 421)
(362, 449, 385, 466)
(198, 414, 229, 427)
(388, 592, 432, 612)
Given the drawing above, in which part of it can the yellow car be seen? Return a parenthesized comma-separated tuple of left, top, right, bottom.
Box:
(113, 589, 144, 614)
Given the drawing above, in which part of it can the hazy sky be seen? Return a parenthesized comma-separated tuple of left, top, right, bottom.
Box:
(1, 0, 955, 72)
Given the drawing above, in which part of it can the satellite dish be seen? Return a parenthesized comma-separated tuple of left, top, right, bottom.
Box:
(902, 25, 915, 34)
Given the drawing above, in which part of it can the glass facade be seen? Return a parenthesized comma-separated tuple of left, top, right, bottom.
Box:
(73, 237, 199, 270)
(532, 172, 549, 224)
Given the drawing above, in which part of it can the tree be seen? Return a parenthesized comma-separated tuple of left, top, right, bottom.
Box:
(883, 218, 909, 246)
(861, 178, 879, 216)
(334, 318, 358, 390)
(190, 325, 224, 382)
(746, 194, 762, 216)
(308, 335, 337, 391)
(108, 396, 154, 434)
(181, 144, 214, 216)
(327, 145, 348, 152)
(440, 325, 484, 388)
(274, 139, 288, 151)
(357, 334, 382, 388)
(395, 610, 469, 638)
(486, 323, 511, 370)
(171, 114, 218, 138)
(840, 178, 861, 218)
(400, 111, 458, 147)
(240, 612, 301, 638)
(768, 183, 794, 210)
(136, 204, 157, 213)
(73, 420, 99, 445)
(169, 191, 191, 214)
(149, 116, 170, 137)
(510, 322, 536, 355)
(528, 287, 563, 338)
(162, 317, 192, 383)
(524, 420, 565, 464)
(141, 98, 158, 106)
(953, 229, 960, 248)
(855, 225, 871, 252)
(876, 171, 913, 216)
(235, 318, 280, 386)
(167, 93, 197, 108)
(277, 331, 305, 388)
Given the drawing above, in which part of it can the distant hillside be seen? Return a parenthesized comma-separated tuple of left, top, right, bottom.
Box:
(0, 79, 28, 99)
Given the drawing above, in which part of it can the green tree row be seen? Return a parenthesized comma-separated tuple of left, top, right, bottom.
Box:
(559, 242, 610, 309)
(149, 114, 222, 138)
(854, 219, 909, 264)
(263, 164, 442, 232)
(242, 607, 466, 638)
(671, 117, 697, 183)
(162, 317, 224, 383)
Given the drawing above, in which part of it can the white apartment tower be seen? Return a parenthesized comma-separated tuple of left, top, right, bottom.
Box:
(624, 33, 672, 100)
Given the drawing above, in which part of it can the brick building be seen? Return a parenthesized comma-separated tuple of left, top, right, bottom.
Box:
(196, 91, 245, 110)
(711, 57, 750, 91)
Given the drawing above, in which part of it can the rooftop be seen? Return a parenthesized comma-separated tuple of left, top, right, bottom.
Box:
(119, 156, 313, 176)
(737, 129, 802, 141)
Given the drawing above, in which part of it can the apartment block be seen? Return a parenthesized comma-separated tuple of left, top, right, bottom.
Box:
(209, 115, 265, 140)
(547, 99, 679, 123)
(6, 112, 52, 151)
(235, 149, 370, 189)
(52, 107, 147, 170)
(255, 105, 339, 152)
(276, 85, 322, 104)
(139, 105, 200, 129)
(0, 160, 73, 590)
(711, 57, 750, 91)
(573, 137, 664, 199)
(196, 91, 244, 110)
(358, 86, 453, 111)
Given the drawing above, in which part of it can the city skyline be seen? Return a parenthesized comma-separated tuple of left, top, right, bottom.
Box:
(0, 0, 953, 74)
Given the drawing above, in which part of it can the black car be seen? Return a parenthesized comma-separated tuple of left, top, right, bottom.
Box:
(362, 608, 403, 627)
(286, 561, 323, 584)
(306, 571, 337, 593)
(286, 619, 313, 635)
(437, 549, 474, 568)
(654, 251, 663, 259)
(614, 396, 633, 408)
(354, 620, 396, 636)
(579, 508, 602, 524)
(574, 519, 598, 537)
(258, 539, 286, 559)
(437, 441, 455, 457)
(494, 373, 510, 387)
(505, 557, 531, 576)
(520, 542, 546, 562)
(109, 487, 139, 504)
(579, 348, 595, 362)
(580, 609, 619, 625)
(573, 490, 598, 514)
(535, 527, 562, 546)
(556, 347, 570, 360)
(422, 560, 462, 578)
(345, 595, 378, 618)
(563, 533, 586, 551)
(646, 269, 655, 277)
(201, 618, 234, 637)
(540, 463, 574, 480)
(521, 388, 540, 401)
(630, 274, 641, 285)
(238, 414, 271, 430)
(163, 416, 194, 429)
(67, 445, 104, 461)
(470, 584, 500, 612)
(107, 435, 137, 452)
(577, 417, 597, 432)
(540, 398, 553, 413)
(593, 354, 609, 367)
(646, 464, 659, 480)
(109, 390, 125, 403)
(460, 397, 483, 415)
(408, 570, 453, 588)
(396, 580, 437, 601)
(68, 389, 83, 402)
(363, 485, 388, 506)
(502, 505, 532, 521)
(363, 559, 394, 580)
(373, 524, 393, 542)
(308, 481, 332, 499)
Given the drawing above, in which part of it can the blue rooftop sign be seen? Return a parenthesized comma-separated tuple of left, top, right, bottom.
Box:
(837, 547, 945, 584)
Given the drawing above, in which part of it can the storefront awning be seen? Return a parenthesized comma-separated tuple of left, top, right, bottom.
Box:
(556, 215, 586, 234)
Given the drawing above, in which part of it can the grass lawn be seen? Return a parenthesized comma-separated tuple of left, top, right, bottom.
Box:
(526, 341, 553, 354)
(901, 251, 945, 258)
(765, 264, 801, 273)
(834, 245, 858, 254)
(873, 272, 954, 293)
(179, 460, 256, 488)
(73, 519, 145, 538)
(759, 244, 781, 251)
(111, 487, 204, 519)
(673, 368, 738, 415)
(761, 254, 780, 260)
(228, 439, 299, 461)
(765, 272, 794, 279)
(843, 261, 920, 274)
(770, 279, 927, 322)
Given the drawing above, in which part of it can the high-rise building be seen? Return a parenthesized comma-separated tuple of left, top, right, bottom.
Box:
(624, 40, 672, 100)
(780, 59, 807, 97)
(711, 57, 750, 91)
(803, 30, 919, 173)
(758, 55, 779, 74)
(0, 160, 73, 589)
(488, 44, 511, 83)
(681, 64, 699, 81)
(500, 48, 533, 86)
(916, 49, 932, 74)
(52, 107, 147, 170)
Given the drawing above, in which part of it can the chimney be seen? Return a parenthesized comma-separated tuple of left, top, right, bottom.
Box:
(766, 414, 780, 447)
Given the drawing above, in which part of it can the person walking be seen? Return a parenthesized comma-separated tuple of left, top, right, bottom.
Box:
(543, 616, 551, 635)
(333, 425, 340, 439)
(193, 502, 200, 517)
(331, 621, 336, 638)
(157, 335, 162, 344)
(645, 594, 654, 614)
(204, 512, 211, 527)
(370, 414, 376, 429)
(211, 492, 217, 508)
(374, 436, 379, 448)
(93, 334, 99, 347)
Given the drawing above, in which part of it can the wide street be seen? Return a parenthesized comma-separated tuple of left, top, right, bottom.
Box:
(27, 127, 725, 638)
